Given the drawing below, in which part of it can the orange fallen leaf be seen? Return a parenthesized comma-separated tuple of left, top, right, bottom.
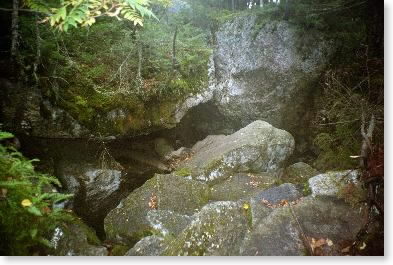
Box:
(148, 194, 158, 209)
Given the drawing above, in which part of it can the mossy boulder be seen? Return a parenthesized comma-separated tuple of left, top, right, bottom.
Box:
(51, 219, 107, 256)
(56, 162, 123, 232)
(249, 183, 302, 226)
(240, 203, 305, 256)
(146, 210, 193, 236)
(119, 194, 363, 256)
(209, 173, 276, 201)
(177, 120, 295, 185)
(163, 201, 249, 256)
(283, 162, 318, 184)
(252, 183, 302, 205)
(293, 197, 363, 243)
(241, 196, 363, 256)
(104, 173, 209, 243)
(125, 236, 168, 256)
(308, 170, 360, 197)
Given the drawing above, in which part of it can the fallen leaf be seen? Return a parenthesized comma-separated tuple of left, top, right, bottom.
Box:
(148, 194, 158, 209)
(341, 246, 351, 253)
(326, 238, 334, 246)
(21, 199, 32, 207)
(359, 242, 367, 250)
(311, 238, 326, 250)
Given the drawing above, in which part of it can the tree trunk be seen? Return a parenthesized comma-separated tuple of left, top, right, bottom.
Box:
(33, 14, 41, 87)
(283, 0, 290, 21)
(172, 25, 178, 75)
(10, 0, 19, 72)
(137, 32, 143, 91)
(137, 41, 142, 79)
(366, 0, 383, 58)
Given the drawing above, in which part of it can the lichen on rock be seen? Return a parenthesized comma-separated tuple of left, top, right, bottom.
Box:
(177, 120, 295, 185)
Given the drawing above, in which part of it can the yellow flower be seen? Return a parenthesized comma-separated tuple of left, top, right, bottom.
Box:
(21, 199, 32, 207)
(243, 203, 250, 210)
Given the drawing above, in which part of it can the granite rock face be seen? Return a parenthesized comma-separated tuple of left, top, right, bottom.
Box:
(125, 236, 167, 256)
(308, 170, 360, 197)
(56, 162, 124, 230)
(210, 16, 331, 137)
(163, 201, 249, 256)
(177, 120, 295, 185)
(240, 196, 363, 256)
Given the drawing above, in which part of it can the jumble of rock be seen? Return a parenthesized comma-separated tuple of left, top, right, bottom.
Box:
(98, 121, 364, 256)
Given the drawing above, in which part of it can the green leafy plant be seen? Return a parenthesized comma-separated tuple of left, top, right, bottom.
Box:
(0, 132, 73, 255)
(25, 0, 158, 31)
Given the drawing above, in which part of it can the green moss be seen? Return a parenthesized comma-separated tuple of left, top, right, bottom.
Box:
(110, 244, 130, 256)
(313, 132, 359, 170)
(302, 183, 312, 197)
(337, 183, 367, 207)
(175, 168, 192, 177)
(21, 15, 210, 136)
(203, 158, 224, 175)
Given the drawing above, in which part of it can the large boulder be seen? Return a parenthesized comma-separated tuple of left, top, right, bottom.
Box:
(125, 236, 167, 256)
(283, 162, 318, 184)
(209, 173, 277, 201)
(240, 196, 364, 256)
(51, 219, 107, 256)
(163, 201, 249, 256)
(249, 183, 302, 226)
(252, 183, 302, 205)
(210, 16, 332, 140)
(177, 120, 295, 185)
(308, 170, 360, 197)
(104, 173, 209, 243)
(146, 210, 193, 236)
(56, 162, 123, 232)
(240, 203, 306, 256)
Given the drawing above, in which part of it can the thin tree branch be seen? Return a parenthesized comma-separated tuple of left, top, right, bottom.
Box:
(0, 7, 48, 15)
